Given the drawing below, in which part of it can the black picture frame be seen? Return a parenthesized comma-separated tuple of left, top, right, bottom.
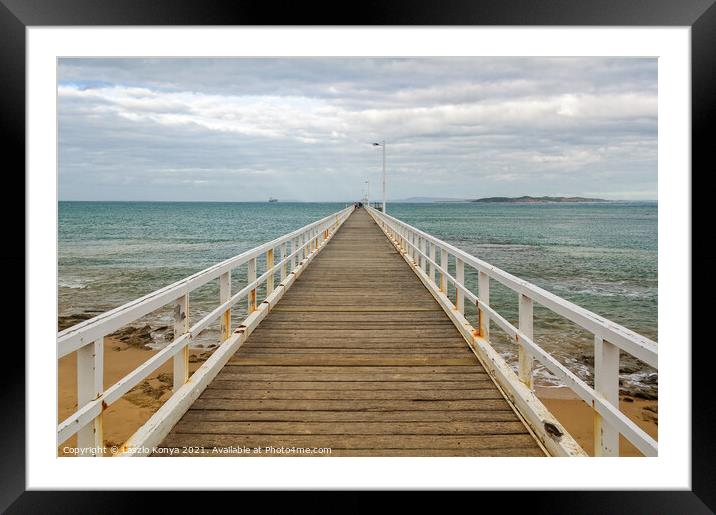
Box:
(3, 0, 713, 511)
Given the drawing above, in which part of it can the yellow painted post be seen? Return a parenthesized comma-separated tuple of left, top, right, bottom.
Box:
(478, 272, 490, 340)
(266, 248, 274, 295)
(248, 257, 257, 313)
(219, 271, 231, 341)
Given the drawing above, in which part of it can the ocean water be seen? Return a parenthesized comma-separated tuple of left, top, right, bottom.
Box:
(58, 201, 657, 395)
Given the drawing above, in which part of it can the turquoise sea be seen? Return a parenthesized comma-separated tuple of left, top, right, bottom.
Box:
(58, 201, 657, 395)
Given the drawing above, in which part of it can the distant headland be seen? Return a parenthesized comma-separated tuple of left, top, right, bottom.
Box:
(390, 195, 612, 203)
(471, 196, 608, 204)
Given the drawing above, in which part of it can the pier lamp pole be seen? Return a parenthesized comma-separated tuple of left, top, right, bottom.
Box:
(372, 141, 386, 214)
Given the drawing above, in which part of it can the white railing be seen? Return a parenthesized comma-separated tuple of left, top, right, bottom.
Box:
(58, 206, 354, 455)
(366, 206, 657, 457)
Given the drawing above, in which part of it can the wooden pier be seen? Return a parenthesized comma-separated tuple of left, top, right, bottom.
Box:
(158, 209, 545, 456)
(58, 205, 657, 457)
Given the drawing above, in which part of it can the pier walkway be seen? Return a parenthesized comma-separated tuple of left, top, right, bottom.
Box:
(58, 205, 657, 458)
(158, 209, 545, 456)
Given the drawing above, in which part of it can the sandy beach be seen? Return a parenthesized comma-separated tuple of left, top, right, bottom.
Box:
(57, 336, 215, 456)
(537, 387, 658, 457)
(59, 335, 657, 457)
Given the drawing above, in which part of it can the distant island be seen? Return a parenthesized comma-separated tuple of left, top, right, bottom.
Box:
(471, 196, 607, 204)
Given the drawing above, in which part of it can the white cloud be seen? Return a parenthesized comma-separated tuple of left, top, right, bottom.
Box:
(58, 57, 657, 201)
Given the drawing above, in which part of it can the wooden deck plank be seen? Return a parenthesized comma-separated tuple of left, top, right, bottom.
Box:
(188, 398, 514, 412)
(203, 380, 497, 390)
(158, 209, 543, 457)
(200, 389, 507, 401)
(236, 349, 472, 355)
(154, 448, 545, 457)
(161, 433, 540, 450)
(210, 373, 490, 382)
(171, 420, 529, 435)
(180, 409, 520, 422)
(220, 365, 482, 373)
(227, 354, 478, 366)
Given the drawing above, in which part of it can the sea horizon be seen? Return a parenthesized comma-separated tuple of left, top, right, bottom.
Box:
(58, 198, 659, 204)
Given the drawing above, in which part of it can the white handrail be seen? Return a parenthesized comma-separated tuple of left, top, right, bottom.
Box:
(58, 208, 351, 357)
(58, 206, 353, 453)
(366, 206, 657, 457)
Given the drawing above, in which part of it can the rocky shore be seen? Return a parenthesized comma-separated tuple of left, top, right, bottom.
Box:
(574, 350, 658, 400)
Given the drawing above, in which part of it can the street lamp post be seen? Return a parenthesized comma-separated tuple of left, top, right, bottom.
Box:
(372, 141, 386, 214)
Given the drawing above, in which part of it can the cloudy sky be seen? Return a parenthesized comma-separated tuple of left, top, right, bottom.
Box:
(58, 58, 657, 201)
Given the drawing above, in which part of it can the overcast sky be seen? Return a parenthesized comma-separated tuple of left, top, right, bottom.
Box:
(58, 58, 657, 202)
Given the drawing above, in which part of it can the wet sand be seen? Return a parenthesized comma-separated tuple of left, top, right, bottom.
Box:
(537, 386, 657, 456)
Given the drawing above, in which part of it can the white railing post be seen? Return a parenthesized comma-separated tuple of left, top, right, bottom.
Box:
(172, 295, 189, 392)
(478, 271, 490, 340)
(456, 258, 465, 314)
(266, 248, 275, 295)
(291, 237, 297, 269)
(413, 233, 418, 264)
(429, 242, 436, 284)
(594, 336, 620, 456)
(77, 338, 104, 455)
(419, 237, 426, 272)
(280, 242, 287, 281)
(219, 271, 231, 342)
(518, 294, 534, 389)
(440, 247, 448, 293)
(247, 257, 257, 313)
